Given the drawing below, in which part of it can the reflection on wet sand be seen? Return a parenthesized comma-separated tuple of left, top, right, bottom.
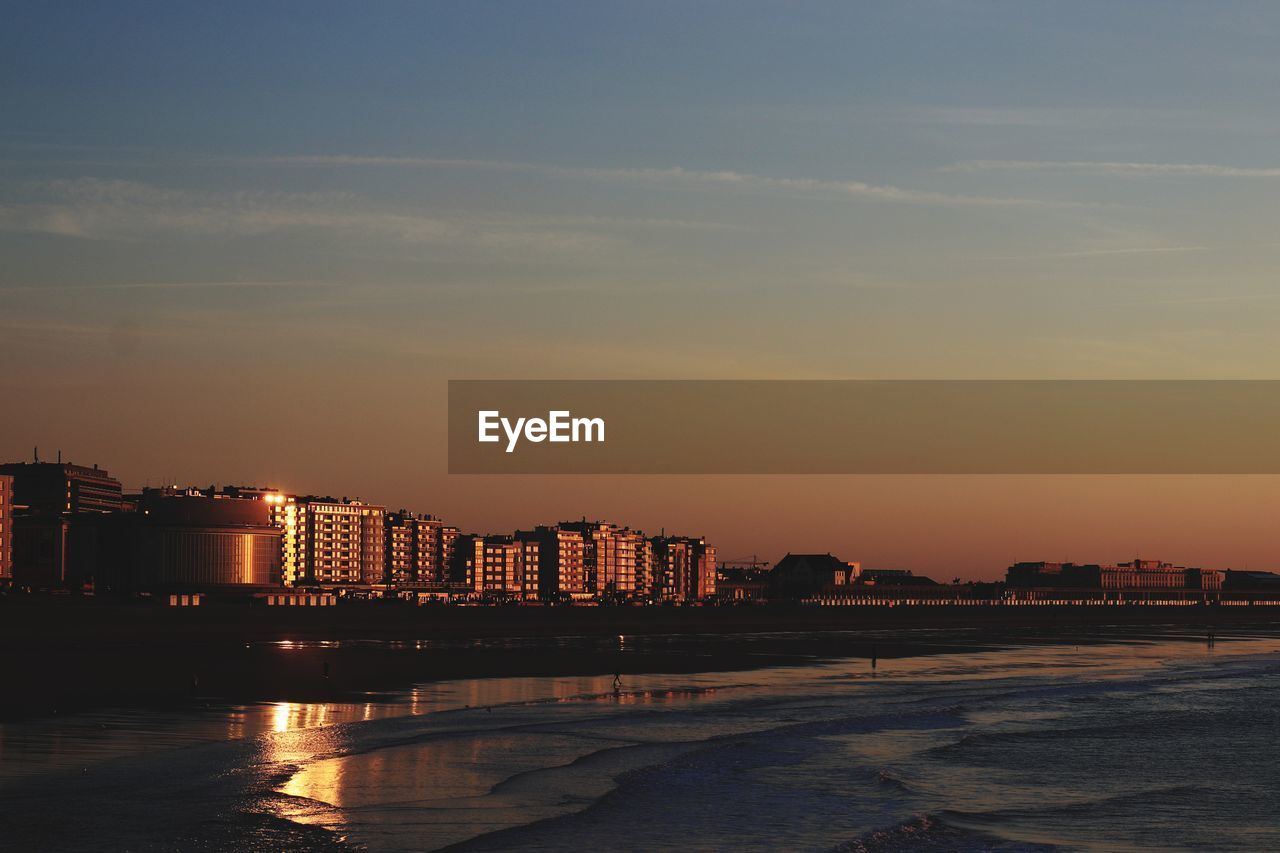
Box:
(5, 632, 1280, 851)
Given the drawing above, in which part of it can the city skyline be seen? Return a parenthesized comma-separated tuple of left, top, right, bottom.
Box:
(7, 3, 1280, 580)
(1, 451, 1275, 585)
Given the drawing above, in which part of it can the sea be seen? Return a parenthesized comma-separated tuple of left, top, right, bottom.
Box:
(2, 628, 1280, 851)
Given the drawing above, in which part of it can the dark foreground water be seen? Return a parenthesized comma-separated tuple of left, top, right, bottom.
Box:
(3, 630, 1279, 851)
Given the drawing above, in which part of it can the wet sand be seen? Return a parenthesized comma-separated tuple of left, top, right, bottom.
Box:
(1, 596, 1274, 721)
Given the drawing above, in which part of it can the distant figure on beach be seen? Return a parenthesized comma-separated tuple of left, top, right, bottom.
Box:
(871, 643, 878, 671)
(613, 668, 622, 693)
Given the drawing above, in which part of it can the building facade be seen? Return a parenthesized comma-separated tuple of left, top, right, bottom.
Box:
(0, 461, 123, 515)
(295, 497, 386, 586)
(652, 535, 717, 602)
(0, 460, 125, 588)
(1006, 559, 1224, 597)
(218, 487, 302, 584)
(123, 493, 283, 588)
(560, 520, 644, 598)
(453, 534, 541, 598)
(385, 511, 446, 586)
(517, 525, 588, 600)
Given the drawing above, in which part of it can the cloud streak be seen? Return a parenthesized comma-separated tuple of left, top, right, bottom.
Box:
(0, 178, 631, 255)
(978, 245, 1211, 261)
(267, 154, 1068, 207)
(946, 160, 1280, 177)
(0, 280, 337, 293)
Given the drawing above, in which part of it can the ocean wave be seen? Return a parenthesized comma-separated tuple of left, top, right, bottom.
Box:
(832, 813, 1059, 852)
(927, 708, 1238, 757)
(941, 783, 1216, 824)
(876, 769, 911, 793)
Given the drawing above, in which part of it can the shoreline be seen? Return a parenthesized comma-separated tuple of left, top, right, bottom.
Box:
(2, 597, 1277, 722)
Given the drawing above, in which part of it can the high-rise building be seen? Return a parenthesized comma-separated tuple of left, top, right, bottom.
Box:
(385, 511, 445, 586)
(295, 497, 386, 586)
(0, 459, 125, 588)
(440, 525, 460, 579)
(452, 534, 484, 590)
(452, 534, 541, 598)
(560, 520, 644, 599)
(516, 525, 587, 600)
(651, 535, 717, 602)
(0, 461, 123, 515)
(387, 512, 414, 584)
(635, 536, 654, 600)
(0, 474, 12, 585)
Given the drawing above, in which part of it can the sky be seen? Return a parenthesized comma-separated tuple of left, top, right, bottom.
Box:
(5, 1, 1280, 578)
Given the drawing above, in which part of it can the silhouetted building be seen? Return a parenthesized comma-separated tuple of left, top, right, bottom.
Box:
(1222, 570, 1280, 594)
(716, 566, 769, 602)
(0, 474, 10, 585)
(0, 459, 125, 588)
(651, 535, 717, 601)
(769, 554, 942, 601)
(768, 553, 857, 599)
(0, 461, 123, 515)
(1007, 559, 1221, 594)
(857, 568, 937, 586)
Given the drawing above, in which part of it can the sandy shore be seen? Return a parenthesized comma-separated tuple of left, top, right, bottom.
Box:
(2, 596, 1275, 721)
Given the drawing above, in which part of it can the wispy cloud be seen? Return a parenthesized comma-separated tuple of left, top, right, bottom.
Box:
(1150, 292, 1280, 306)
(0, 279, 337, 293)
(266, 154, 1070, 208)
(0, 178, 631, 255)
(978, 245, 1211, 261)
(945, 160, 1280, 177)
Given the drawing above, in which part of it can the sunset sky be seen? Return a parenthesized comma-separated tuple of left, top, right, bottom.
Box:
(5, 2, 1280, 578)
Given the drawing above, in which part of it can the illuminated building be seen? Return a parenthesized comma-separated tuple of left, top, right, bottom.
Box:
(131, 493, 281, 588)
(559, 520, 644, 598)
(651, 535, 717, 601)
(636, 536, 654, 599)
(385, 511, 446, 586)
(516, 525, 587, 600)
(457, 535, 540, 598)
(219, 487, 301, 585)
(87, 492, 283, 590)
(295, 497, 386, 586)
(440, 525, 460, 578)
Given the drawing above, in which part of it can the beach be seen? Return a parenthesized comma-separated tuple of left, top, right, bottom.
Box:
(2, 626, 1280, 851)
(2, 597, 1276, 720)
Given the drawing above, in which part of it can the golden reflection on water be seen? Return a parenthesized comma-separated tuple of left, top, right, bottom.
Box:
(4, 634, 1278, 801)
